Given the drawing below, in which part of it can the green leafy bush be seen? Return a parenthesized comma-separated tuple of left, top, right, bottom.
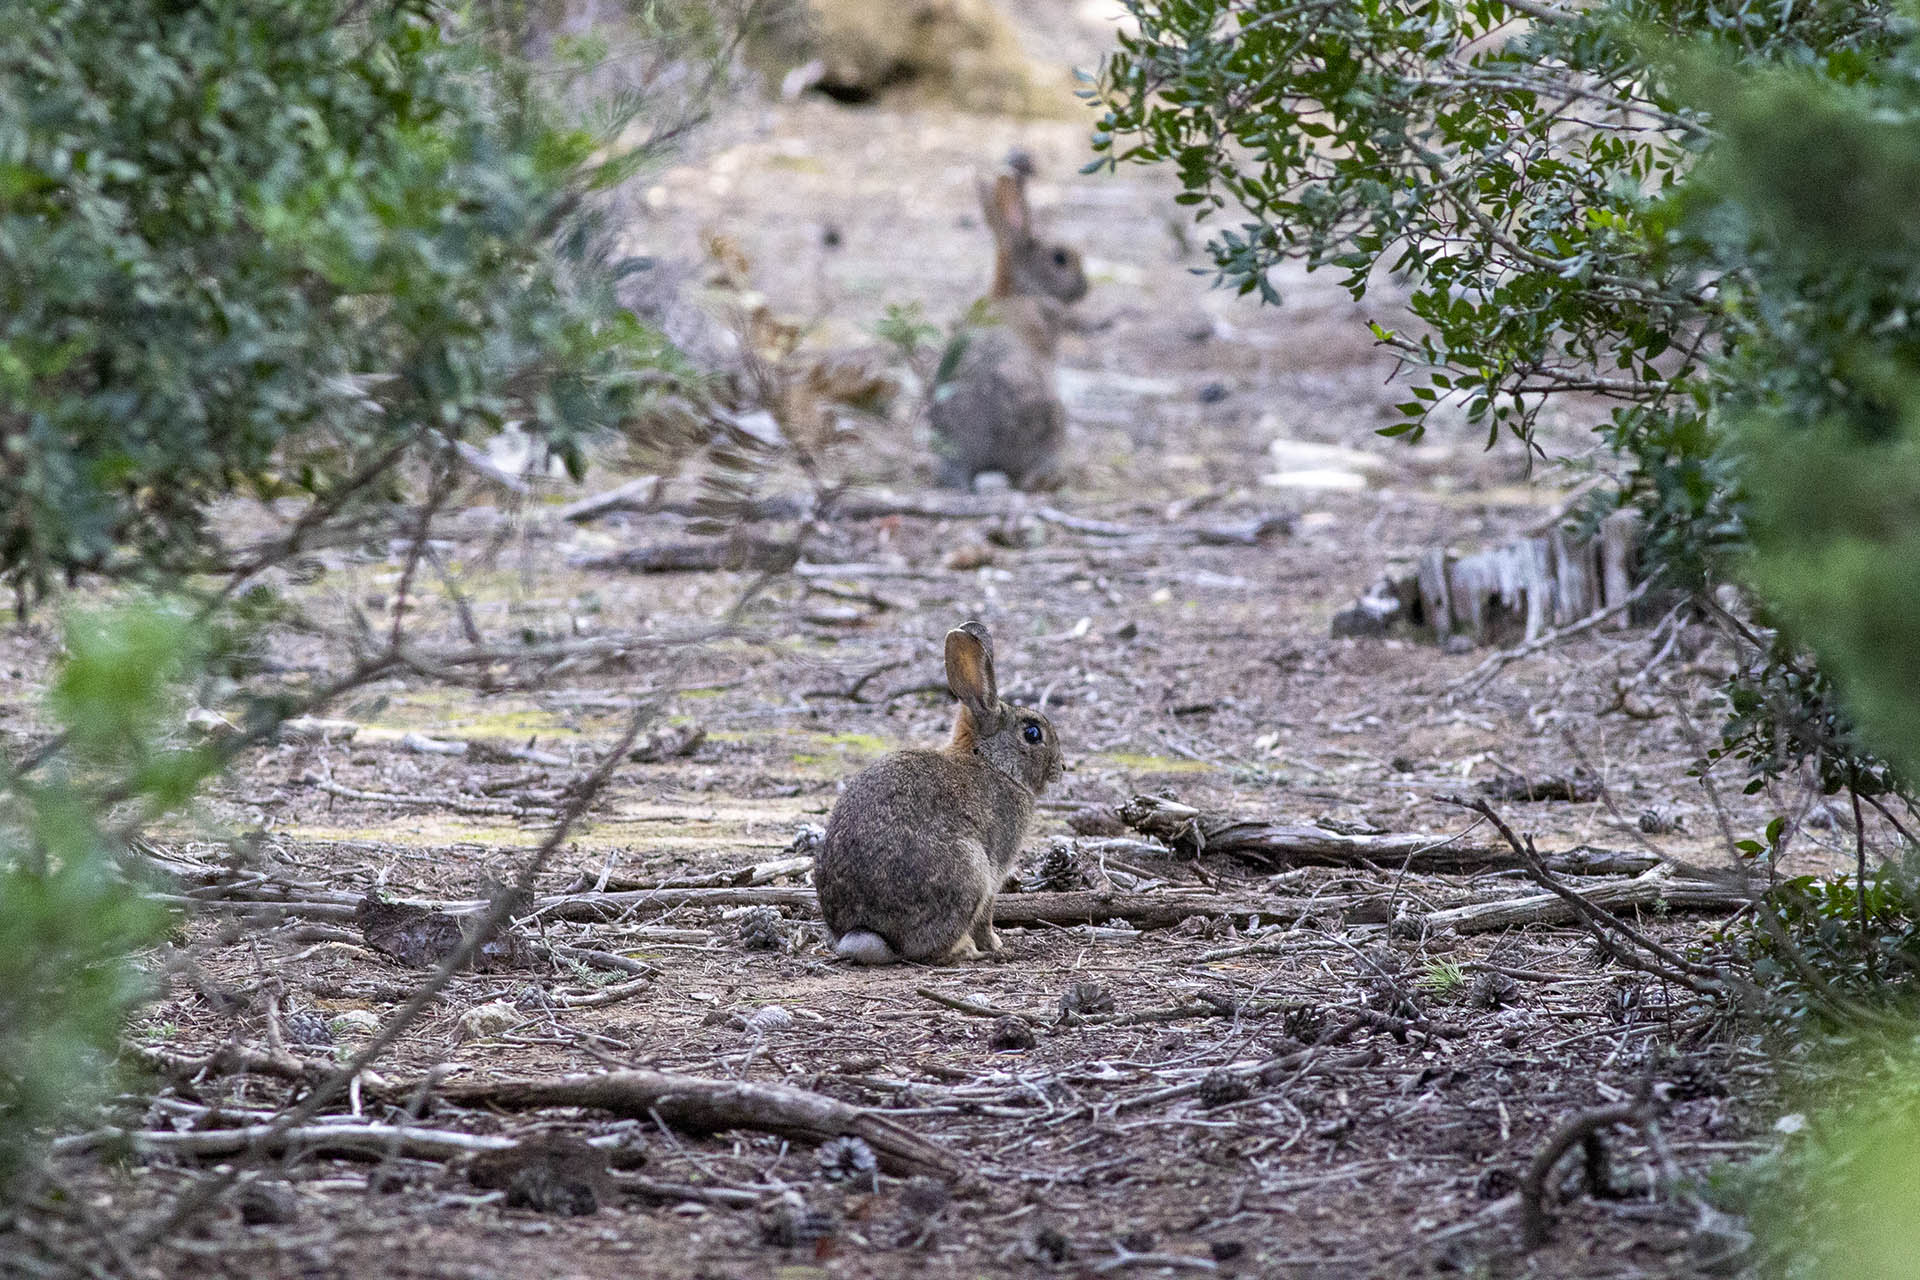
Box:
(0, 0, 674, 601)
(1713, 1041, 1920, 1279)
(1667, 29, 1920, 786)
(0, 603, 214, 1183)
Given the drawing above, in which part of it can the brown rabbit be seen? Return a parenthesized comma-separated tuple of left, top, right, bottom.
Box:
(930, 167, 1088, 491)
(815, 621, 1063, 964)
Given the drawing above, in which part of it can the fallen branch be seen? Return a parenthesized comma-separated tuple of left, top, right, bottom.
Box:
(53, 1122, 512, 1163)
(298, 771, 559, 819)
(1117, 795, 1655, 875)
(554, 853, 815, 894)
(572, 535, 802, 575)
(556, 474, 663, 522)
(153, 878, 1319, 933)
(123, 1041, 346, 1088)
(431, 1070, 965, 1179)
(1519, 1102, 1643, 1249)
(1422, 870, 1749, 935)
(1447, 798, 1740, 996)
(556, 483, 1291, 548)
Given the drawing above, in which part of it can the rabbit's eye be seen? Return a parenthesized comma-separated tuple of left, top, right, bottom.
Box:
(1022, 722, 1043, 744)
(1051, 249, 1070, 268)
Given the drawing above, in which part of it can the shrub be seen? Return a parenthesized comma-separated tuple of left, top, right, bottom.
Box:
(0, 0, 679, 602)
(0, 603, 209, 1183)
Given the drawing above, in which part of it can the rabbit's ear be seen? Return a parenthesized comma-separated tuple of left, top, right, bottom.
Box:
(981, 173, 1030, 245)
(945, 622, 1001, 727)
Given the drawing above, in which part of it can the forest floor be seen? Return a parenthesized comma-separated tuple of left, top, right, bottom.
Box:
(3, 4, 1857, 1277)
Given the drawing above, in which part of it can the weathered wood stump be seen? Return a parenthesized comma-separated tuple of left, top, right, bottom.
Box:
(1333, 508, 1649, 646)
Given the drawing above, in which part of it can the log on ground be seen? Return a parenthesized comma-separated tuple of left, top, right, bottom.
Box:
(1117, 795, 1657, 875)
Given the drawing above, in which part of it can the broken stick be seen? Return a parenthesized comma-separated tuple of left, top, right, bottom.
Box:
(431, 1070, 965, 1179)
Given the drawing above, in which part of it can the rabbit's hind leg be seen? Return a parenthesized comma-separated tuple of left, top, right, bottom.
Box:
(970, 908, 1003, 954)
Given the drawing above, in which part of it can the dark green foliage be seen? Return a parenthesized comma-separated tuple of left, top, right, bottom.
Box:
(1090, 0, 1884, 455)
(0, 604, 208, 1183)
(1753, 861, 1920, 1008)
(1670, 29, 1920, 783)
(0, 0, 674, 600)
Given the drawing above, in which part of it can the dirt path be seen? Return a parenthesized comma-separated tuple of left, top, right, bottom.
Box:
(22, 7, 1815, 1277)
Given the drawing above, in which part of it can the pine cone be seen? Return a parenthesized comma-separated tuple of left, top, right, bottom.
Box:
(735, 905, 791, 953)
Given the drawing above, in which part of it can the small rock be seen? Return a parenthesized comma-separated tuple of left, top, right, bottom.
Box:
(514, 984, 557, 1012)
(971, 471, 1012, 496)
(899, 1176, 950, 1219)
(467, 1135, 607, 1216)
(989, 1016, 1036, 1052)
(454, 1000, 522, 1044)
(1031, 1224, 1072, 1264)
(1366, 973, 1424, 1018)
(1332, 579, 1404, 638)
(1065, 806, 1127, 837)
(355, 894, 538, 971)
(945, 541, 994, 571)
(628, 722, 706, 763)
(1638, 808, 1679, 835)
(1281, 1004, 1326, 1043)
(787, 824, 826, 856)
(1442, 633, 1476, 655)
(1608, 983, 1645, 1025)
(1476, 1166, 1518, 1199)
(184, 707, 239, 740)
(740, 1005, 795, 1036)
(760, 1193, 836, 1248)
(1170, 913, 1229, 940)
(1469, 971, 1520, 1010)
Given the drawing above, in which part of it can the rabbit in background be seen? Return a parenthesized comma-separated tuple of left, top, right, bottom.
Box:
(930, 159, 1088, 491)
(815, 620, 1063, 964)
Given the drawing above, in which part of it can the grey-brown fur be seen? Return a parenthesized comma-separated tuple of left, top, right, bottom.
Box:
(930, 168, 1087, 491)
(815, 621, 1063, 964)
